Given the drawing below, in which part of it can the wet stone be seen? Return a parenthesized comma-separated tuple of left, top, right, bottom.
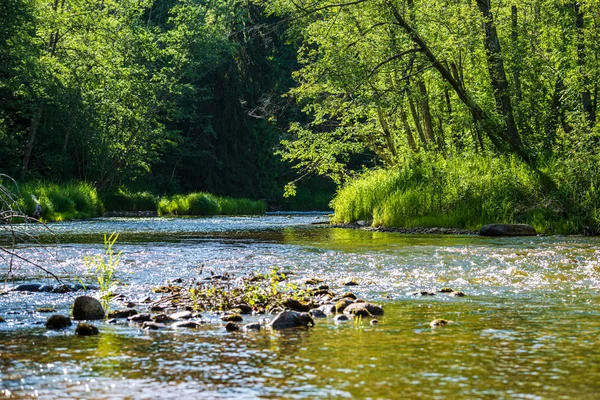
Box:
(12, 283, 42, 292)
(318, 304, 336, 315)
(411, 290, 436, 296)
(342, 292, 357, 300)
(37, 307, 57, 313)
(335, 298, 354, 313)
(0, 316, 5, 323)
(128, 313, 152, 323)
(233, 303, 253, 314)
(46, 315, 72, 330)
(225, 322, 240, 332)
(172, 321, 204, 329)
(430, 319, 451, 327)
(370, 319, 379, 325)
(143, 321, 168, 330)
(309, 309, 327, 318)
(333, 314, 350, 322)
(107, 309, 138, 319)
(75, 322, 99, 336)
(243, 323, 262, 331)
(305, 278, 324, 285)
(281, 298, 310, 312)
(450, 291, 466, 297)
(221, 314, 243, 322)
(152, 314, 175, 323)
(106, 318, 119, 324)
(169, 311, 193, 320)
(438, 287, 454, 293)
(268, 311, 314, 330)
(39, 285, 54, 292)
(343, 280, 359, 286)
(344, 302, 384, 316)
(72, 296, 105, 320)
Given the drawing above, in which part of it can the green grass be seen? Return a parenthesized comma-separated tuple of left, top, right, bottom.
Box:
(157, 192, 266, 216)
(101, 188, 158, 212)
(17, 181, 103, 222)
(331, 154, 600, 234)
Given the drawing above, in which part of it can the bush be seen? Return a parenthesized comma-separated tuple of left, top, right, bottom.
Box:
(101, 188, 158, 212)
(158, 192, 266, 216)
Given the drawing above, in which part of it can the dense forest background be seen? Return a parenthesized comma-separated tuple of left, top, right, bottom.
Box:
(1, 0, 599, 229)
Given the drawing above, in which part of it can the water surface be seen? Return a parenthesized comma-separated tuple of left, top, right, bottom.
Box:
(1, 214, 600, 398)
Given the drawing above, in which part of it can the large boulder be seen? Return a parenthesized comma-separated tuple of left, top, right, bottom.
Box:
(479, 224, 537, 237)
(72, 296, 105, 320)
(268, 311, 314, 330)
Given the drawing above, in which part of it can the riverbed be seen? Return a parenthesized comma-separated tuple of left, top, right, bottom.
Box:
(1, 214, 600, 398)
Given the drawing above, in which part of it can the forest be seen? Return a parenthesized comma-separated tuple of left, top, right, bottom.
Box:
(1, 0, 599, 232)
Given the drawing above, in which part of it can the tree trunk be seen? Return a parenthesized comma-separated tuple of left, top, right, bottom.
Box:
(399, 106, 418, 152)
(376, 106, 398, 160)
(417, 79, 435, 145)
(511, 5, 522, 103)
(386, 0, 532, 164)
(476, 0, 523, 151)
(408, 94, 427, 146)
(21, 101, 45, 179)
(574, 1, 595, 124)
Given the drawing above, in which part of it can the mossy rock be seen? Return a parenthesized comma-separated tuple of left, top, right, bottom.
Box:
(281, 298, 310, 312)
(75, 322, 99, 336)
(335, 298, 354, 313)
(221, 314, 243, 322)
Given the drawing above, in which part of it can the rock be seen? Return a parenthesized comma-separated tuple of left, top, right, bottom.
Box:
(142, 321, 168, 330)
(12, 283, 42, 292)
(335, 298, 354, 313)
(344, 302, 384, 316)
(479, 223, 537, 237)
(233, 303, 253, 314)
(370, 319, 379, 325)
(46, 314, 72, 330)
(72, 296, 105, 320)
(309, 309, 327, 318)
(342, 292, 357, 300)
(172, 321, 204, 329)
(243, 323, 262, 331)
(149, 305, 165, 312)
(52, 285, 72, 294)
(343, 280, 359, 286)
(125, 302, 137, 308)
(169, 311, 193, 320)
(106, 318, 118, 324)
(318, 304, 336, 315)
(0, 316, 5, 323)
(37, 307, 56, 313)
(39, 285, 54, 292)
(411, 290, 436, 296)
(333, 314, 350, 322)
(305, 278, 324, 285)
(268, 311, 315, 330)
(33, 202, 43, 219)
(75, 322, 99, 336)
(128, 313, 152, 322)
(152, 314, 174, 323)
(281, 298, 310, 312)
(450, 291, 466, 297)
(221, 314, 243, 322)
(107, 309, 138, 319)
(430, 319, 451, 327)
(225, 322, 240, 332)
(438, 287, 454, 293)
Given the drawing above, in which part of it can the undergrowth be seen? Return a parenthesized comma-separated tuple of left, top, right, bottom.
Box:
(331, 154, 599, 234)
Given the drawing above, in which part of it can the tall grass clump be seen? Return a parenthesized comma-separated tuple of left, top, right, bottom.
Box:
(332, 154, 565, 232)
(18, 181, 102, 221)
(158, 192, 266, 216)
(101, 188, 158, 212)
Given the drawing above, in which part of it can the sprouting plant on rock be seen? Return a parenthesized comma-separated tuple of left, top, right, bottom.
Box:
(84, 232, 121, 311)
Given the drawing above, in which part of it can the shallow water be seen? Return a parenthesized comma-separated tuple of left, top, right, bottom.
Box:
(1, 214, 600, 398)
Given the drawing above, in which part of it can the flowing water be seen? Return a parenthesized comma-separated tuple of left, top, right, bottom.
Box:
(1, 214, 600, 399)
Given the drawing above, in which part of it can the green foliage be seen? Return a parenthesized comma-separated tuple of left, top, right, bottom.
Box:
(101, 189, 159, 212)
(83, 233, 121, 311)
(158, 192, 266, 216)
(331, 154, 595, 234)
(17, 181, 102, 222)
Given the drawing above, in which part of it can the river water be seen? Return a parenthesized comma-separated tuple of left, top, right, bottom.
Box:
(1, 214, 600, 398)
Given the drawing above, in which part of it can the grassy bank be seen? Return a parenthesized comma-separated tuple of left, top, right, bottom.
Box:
(158, 193, 267, 216)
(331, 155, 599, 234)
(3, 181, 266, 222)
(17, 181, 103, 221)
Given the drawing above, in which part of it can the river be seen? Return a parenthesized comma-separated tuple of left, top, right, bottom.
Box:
(1, 214, 600, 398)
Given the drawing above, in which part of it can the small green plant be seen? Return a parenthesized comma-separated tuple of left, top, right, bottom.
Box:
(84, 232, 121, 311)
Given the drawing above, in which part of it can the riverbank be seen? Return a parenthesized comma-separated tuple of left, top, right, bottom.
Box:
(331, 155, 599, 235)
(5, 181, 267, 222)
